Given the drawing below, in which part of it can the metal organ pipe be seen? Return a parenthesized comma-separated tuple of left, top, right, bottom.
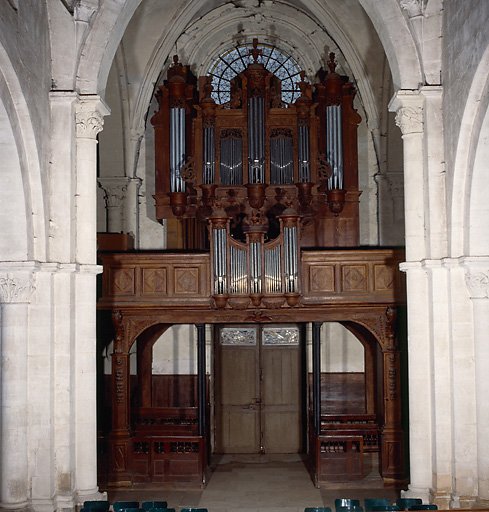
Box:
(248, 97, 265, 183)
(220, 138, 243, 185)
(250, 241, 262, 294)
(170, 107, 186, 192)
(230, 246, 247, 294)
(203, 126, 215, 184)
(298, 125, 310, 182)
(326, 105, 343, 190)
(213, 228, 227, 294)
(264, 246, 282, 293)
(284, 226, 298, 293)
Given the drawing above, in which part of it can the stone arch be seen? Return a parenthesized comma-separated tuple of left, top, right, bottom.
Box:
(358, 0, 423, 90)
(76, 1, 143, 96)
(449, 43, 489, 256)
(0, 43, 46, 261)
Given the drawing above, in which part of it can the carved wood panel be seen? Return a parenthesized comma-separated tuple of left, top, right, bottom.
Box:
(341, 265, 368, 292)
(309, 265, 335, 292)
(143, 268, 167, 295)
(174, 268, 200, 294)
(374, 264, 397, 291)
(110, 268, 135, 296)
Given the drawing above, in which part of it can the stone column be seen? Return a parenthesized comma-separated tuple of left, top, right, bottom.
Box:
(464, 257, 489, 507)
(389, 91, 425, 261)
(391, 91, 432, 502)
(98, 176, 141, 242)
(0, 266, 36, 510)
(74, 97, 108, 501)
(98, 177, 129, 233)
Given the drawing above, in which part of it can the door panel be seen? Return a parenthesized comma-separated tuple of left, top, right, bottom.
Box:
(262, 328, 301, 453)
(215, 324, 302, 454)
(216, 327, 260, 453)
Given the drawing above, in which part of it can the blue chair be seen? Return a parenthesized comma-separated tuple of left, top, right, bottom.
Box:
(336, 499, 361, 510)
(336, 508, 363, 512)
(305, 508, 332, 512)
(113, 503, 140, 512)
(142, 503, 168, 511)
(409, 506, 437, 511)
(83, 502, 110, 511)
(365, 499, 391, 512)
(371, 507, 399, 511)
(396, 499, 422, 511)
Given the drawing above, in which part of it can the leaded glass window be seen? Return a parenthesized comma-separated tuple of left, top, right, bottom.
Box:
(208, 43, 302, 105)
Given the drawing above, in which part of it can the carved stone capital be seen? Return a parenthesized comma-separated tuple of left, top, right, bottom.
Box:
(98, 178, 130, 208)
(395, 106, 423, 135)
(75, 96, 110, 139)
(0, 273, 36, 304)
(388, 91, 424, 135)
(400, 0, 425, 18)
(465, 270, 489, 299)
(75, 110, 104, 139)
(74, 0, 99, 23)
(462, 257, 489, 299)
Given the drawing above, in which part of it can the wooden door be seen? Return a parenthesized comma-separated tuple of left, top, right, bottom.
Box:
(261, 326, 302, 453)
(215, 327, 260, 453)
(215, 325, 302, 454)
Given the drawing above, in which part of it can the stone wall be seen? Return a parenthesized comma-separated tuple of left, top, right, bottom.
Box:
(443, 1, 489, 192)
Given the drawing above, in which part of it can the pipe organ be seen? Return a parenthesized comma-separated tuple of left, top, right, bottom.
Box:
(209, 204, 301, 309)
(151, 40, 362, 302)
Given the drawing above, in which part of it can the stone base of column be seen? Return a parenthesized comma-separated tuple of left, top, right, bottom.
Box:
(475, 497, 489, 508)
(450, 494, 477, 509)
(401, 485, 431, 503)
(0, 501, 29, 512)
(428, 489, 451, 509)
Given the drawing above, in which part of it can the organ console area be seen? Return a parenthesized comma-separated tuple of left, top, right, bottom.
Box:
(97, 40, 406, 489)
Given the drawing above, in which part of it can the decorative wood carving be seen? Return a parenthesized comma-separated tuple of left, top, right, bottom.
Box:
(142, 268, 167, 295)
(151, 44, 361, 249)
(342, 265, 368, 292)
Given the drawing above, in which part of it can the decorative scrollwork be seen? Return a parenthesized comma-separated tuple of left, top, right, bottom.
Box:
(180, 158, 197, 183)
(220, 128, 242, 140)
(317, 153, 333, 180)
(270, 128, 293, 139)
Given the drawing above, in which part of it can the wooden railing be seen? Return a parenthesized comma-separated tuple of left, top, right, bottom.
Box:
(98, 248, 405, 311)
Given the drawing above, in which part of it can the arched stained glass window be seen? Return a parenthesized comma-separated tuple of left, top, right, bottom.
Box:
(208, 43, 303, 105)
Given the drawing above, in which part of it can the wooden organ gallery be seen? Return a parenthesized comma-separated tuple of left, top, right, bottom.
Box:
(97, 41, 406, 488)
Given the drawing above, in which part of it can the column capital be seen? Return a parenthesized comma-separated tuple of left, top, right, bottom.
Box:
(400, 0, 425, 18)
(75, 96, 110, 139)
(389, 90, 424, 135)
(461, 256, 489, 299)
(0, 264, 37, 304)
(98, 177, 130, 207)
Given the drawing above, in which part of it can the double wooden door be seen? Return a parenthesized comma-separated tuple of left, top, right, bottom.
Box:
(215, 324, 303, 454)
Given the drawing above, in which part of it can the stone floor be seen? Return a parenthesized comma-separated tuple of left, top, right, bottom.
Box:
(103, 453, 401, 512)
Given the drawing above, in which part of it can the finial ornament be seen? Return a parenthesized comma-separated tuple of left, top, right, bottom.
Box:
(249, 38, 262, 63)
(327, 52, 337, 73)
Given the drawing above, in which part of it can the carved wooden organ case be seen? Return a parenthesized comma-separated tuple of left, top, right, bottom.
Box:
(151, 43, 362, 307)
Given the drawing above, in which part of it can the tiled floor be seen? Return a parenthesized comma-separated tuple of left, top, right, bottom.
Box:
(103, 454, 401, 512)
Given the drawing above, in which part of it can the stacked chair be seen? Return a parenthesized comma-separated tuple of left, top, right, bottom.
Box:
(304, 498, 438, 512)
(335, 499, 363, 512)
(82, 501, 197, 512)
